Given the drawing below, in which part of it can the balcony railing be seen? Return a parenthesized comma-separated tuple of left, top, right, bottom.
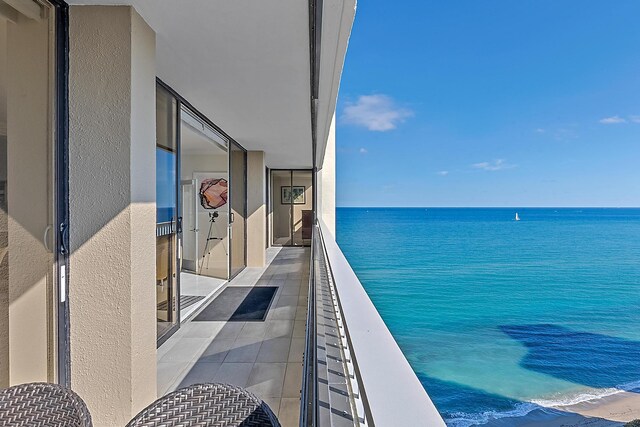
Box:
(301, 221, 445, 426)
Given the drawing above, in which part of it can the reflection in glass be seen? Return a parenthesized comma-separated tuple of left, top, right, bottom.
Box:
(292, 171, 313, 246)
(271, 171, 293, 246)
(271, 170, 313, 247)
(156, 86, 178, 339)
(230, 142, 246, 277)
(0, 2, 58, 386)
(180, 110, 229, 281)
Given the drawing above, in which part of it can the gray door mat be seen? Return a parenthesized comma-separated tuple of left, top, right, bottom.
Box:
(192, 287, 278, 322)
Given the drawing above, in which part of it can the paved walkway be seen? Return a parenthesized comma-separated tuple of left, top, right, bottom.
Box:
(157, 247, 310, 427)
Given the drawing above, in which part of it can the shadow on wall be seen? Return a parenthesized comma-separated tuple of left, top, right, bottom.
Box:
(500, 324, 640, 391)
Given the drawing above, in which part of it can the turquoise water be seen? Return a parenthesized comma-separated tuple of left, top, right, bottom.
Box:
(336, 208, 640, 426)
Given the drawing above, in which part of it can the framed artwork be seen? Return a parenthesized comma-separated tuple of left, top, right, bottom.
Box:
(281, 186, 306, 204)
(194, 172, 228, 210)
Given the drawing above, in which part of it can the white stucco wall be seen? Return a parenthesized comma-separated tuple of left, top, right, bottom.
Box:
(318, 113, 336, 235)
(68, 6, 157, 425)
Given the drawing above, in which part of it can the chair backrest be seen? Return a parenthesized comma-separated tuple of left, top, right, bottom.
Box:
(127, 383, 280, 427)
(0, 382, 92, 427)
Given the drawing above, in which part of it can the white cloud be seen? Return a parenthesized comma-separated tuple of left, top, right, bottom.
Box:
(341, 95, 413, 131)
(629, 115, 640, 123)
(359, 148, 368, 154)
(535, 128, 545, 133)
(472, 159, 516, 171)
(436, 171, 449, 176)
(599, 116, 626, 124)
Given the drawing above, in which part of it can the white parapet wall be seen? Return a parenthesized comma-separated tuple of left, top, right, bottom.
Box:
(318, 220, 446, 426)
(317, 113, 337, 236)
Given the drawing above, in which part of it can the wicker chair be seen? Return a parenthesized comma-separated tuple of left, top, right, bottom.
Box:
(127, 383, 281, 427)
(0, 382, 92, 427)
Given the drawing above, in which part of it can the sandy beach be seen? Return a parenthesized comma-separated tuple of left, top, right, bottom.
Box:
(487, 392, 640, 427)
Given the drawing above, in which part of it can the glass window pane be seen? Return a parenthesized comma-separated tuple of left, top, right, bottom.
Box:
(271, 170, 292, 246)
(0, 2, 57, 386)
(156, 85, 178, 340)
(230, 142, 246, 276)
(292, 171, 313, 246)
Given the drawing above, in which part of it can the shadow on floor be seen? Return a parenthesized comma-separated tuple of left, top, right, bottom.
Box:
(500, 324, 640, 391)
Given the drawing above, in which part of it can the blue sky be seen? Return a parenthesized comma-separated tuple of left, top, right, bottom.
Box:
(336, 1, 640, 207)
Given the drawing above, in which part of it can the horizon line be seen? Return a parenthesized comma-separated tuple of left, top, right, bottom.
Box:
(335, 206, 640, 209)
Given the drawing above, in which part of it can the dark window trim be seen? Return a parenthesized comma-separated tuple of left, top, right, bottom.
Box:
(156, 78, 244, 152)
(50, 0, 70, 387)
(269, 169, 314, 247)
(228, 140, 248, 281)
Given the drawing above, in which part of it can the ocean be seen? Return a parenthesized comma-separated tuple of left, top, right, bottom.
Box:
(335, 208, 640, 426)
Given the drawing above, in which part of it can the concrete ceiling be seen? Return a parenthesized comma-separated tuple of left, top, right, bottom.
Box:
(181, 125, 226, 156)
(66, 0, 355, 169)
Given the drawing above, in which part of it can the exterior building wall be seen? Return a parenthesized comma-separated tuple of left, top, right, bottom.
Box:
(247, 151, 266, 266)
(318, 113, 336, 235)
(68, 6, 157, 425)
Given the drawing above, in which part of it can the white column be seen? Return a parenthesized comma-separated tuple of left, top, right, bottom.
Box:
(68, 6, 157, 425)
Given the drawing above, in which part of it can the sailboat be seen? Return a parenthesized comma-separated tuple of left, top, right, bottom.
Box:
(515, 212, 520, 221)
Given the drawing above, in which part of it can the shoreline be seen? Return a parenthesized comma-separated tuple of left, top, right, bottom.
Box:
(486, 391, 640, 427)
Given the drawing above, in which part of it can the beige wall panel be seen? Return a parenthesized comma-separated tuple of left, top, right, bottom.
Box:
(246, 151, 265, 266)
(69, 6, 156, 425)
(129, 8, 157, 414)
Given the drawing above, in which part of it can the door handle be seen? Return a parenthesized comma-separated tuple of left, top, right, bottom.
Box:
(43, 225, 52, 252)
(59, 223, 69, 255)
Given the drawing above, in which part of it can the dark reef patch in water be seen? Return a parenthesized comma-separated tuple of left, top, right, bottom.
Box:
(500, 324, 640, 391)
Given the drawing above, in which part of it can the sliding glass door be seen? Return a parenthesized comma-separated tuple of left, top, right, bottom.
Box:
(156, 86, 179, 341)
(229, 141, 246, 278)
(0, 0, 64, 385)
(270, 170, 313, 247)
(156, 81, 248, 343)
(292, 170, 313, 246)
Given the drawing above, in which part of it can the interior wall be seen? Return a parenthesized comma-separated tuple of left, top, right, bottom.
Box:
(181, 152, 228, 279)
